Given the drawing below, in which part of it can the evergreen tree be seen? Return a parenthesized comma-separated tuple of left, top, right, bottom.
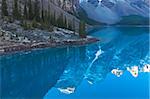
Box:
(13, 0, 20, 19)
(44, 10, 48, 24)
(50, 13, 54, 25)
(52, 11, 56, 26)
(57, 13, 64, 28)
(34, 0, 40, 22)
(68, 20, 73, 31)
(64, 16, 67, 29)
(23, 1, 28, 19)
(47, 1, 51, 25)
(44, 9, 51, 26)
(47, 12, 51, 25)
(13, 0, 18, 19)
(41, 0, 44, 22)
(79, 20, 86, 38)
(1, 0, 8, 17)
(18, 0, 22, 19)
(41, 9, 44, 22)
(28, 0, 34, 20)
(72, 18, 75, 33)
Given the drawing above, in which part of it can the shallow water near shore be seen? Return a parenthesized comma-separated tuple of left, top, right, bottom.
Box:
(1, 27, 150, 99)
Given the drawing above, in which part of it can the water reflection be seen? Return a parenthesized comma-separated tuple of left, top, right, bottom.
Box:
(1, 27, 149, 98)
(54, 27, 149, 94)
(84, 27, 149, 84)
(1, 48, 69, 98)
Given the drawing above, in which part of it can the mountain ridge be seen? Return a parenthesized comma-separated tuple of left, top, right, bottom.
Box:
(78, 0, 149, 25)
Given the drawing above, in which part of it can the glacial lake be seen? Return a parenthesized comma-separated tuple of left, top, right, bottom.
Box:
(1, 27, 150, 99)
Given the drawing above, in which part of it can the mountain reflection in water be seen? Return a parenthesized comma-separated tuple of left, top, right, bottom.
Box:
(1, 27, 149, 99)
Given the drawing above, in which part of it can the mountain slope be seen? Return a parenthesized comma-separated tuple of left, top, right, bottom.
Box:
(0, 0, 84, 31)
(78, 0, 149, 25)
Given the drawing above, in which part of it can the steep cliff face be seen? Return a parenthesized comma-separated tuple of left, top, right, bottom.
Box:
(49, 0, 80, 13)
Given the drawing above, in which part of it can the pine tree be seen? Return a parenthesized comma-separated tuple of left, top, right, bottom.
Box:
(44, 10, 48, 24)
(50, 14, 54, 25)
(28, 0, 34, 20)
(34, 0, 40, 22)
(23, 1, 28, 19)
(47, 11, 50, 26)
(41, 0, 44, 22)
(79, 20, 86, 38)
(41, 9, 44, 22)
(47, 1, 51, 25)
(68, 20, 73, 31)
(52, 11, 56, 26)
(72, 18, 75, 33)
(13, 0, 20, 19)
(57, 13, 64, 28)
(1, 0, 8, 17)
(18, 0, 22, 19)
(47, 12, 51, 25)
(64, 16, 67, 29)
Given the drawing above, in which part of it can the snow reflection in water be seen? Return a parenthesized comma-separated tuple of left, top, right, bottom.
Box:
(54, 27, 150, 94)
(112, 64, 150, 78)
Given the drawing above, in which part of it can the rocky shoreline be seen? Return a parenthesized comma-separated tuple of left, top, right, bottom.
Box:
(0, 37, 99, 55)
(0, 20, 99, 55)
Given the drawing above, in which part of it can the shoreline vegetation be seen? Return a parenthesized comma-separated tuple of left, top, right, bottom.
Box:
(0, 0, 99, 55)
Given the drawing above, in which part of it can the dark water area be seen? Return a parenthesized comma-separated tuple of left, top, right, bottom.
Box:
(0, 27, 149, 99)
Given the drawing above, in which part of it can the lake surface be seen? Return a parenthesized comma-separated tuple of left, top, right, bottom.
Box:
(1, 27, 150, 99)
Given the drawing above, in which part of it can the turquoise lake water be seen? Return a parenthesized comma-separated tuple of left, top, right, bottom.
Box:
(1, 27, 150, 99)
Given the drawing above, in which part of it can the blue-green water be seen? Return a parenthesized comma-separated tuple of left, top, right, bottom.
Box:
(0, 27, 150, 99)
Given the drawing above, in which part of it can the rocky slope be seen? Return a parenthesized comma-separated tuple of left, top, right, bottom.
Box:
(0, 20, 98, 55)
